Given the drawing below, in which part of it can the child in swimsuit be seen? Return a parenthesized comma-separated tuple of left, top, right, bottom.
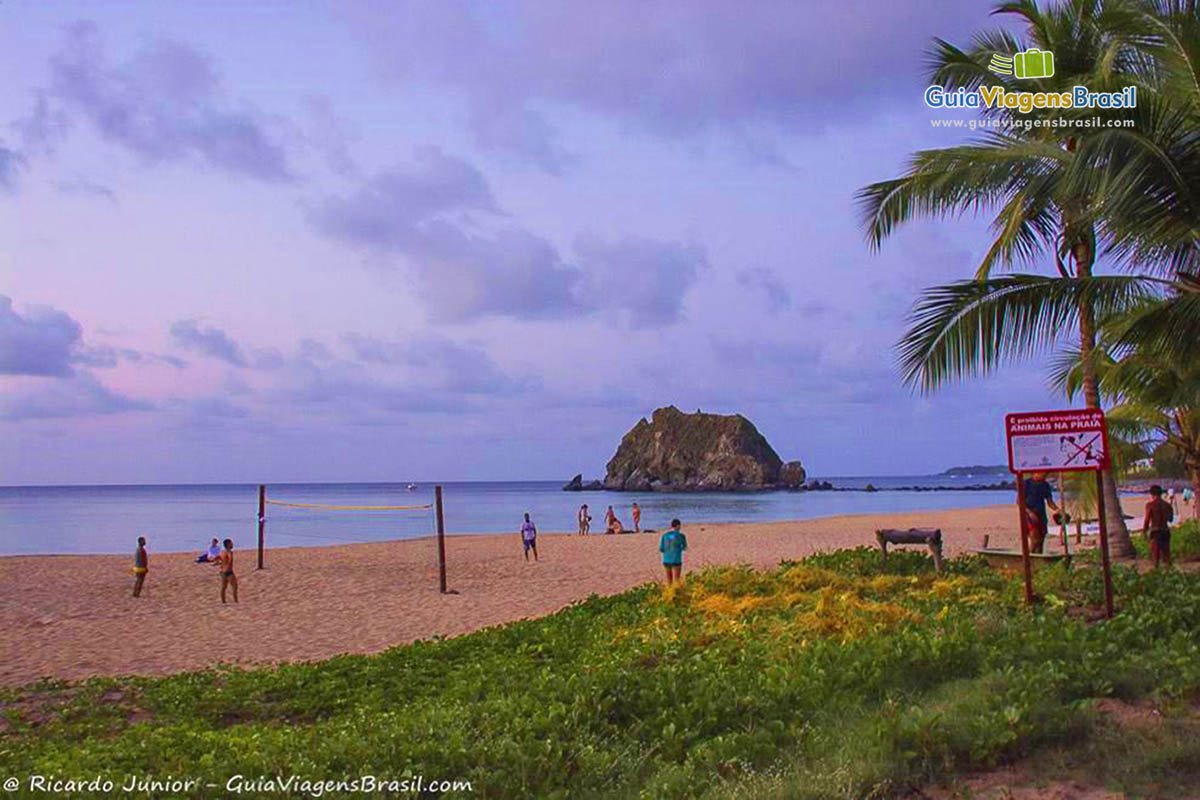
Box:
(132, 536, 148, 597)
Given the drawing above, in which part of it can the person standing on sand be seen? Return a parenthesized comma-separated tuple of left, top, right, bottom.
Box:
(1168, 487, 1179, 518)
(132, 536, 148, 598)
(631, 502, 641, 533)
(1185, 487, 1195, 519)
(1021, 472, 1060, 554)
(578, 504, 591, 536)
(659, 519, 687, 584)
(1143, 485, 1175, 570)
(215, 538, 238, 603)
(520, 512, 539, 562)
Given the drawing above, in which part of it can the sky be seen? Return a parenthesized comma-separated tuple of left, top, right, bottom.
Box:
(1, 0, 1074, 485)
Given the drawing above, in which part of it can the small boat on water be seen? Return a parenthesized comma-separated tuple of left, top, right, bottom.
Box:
(406, 483, 418, 491)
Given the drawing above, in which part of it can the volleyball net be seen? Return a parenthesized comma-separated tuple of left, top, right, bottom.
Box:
(255, 484, 451, 592)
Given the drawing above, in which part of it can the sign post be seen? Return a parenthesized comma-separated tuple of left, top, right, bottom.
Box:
(1005, 409, 1113, 617)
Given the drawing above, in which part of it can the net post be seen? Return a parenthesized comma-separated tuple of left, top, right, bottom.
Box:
(257, 485, 266, 570)
(435, 485, 447, 594)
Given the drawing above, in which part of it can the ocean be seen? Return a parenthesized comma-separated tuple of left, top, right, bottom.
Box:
(0, 476, 1016, 556)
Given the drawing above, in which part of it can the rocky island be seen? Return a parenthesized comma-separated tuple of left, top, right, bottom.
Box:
(565, 406, 805, 492)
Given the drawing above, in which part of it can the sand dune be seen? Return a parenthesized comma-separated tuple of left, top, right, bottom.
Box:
(0, 503, 1065, 687)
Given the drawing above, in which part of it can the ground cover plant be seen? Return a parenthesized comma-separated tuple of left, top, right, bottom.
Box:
(5, 547, 1200, 799)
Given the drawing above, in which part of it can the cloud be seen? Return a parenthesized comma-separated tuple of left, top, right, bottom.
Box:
(342, 333, 526, 394)
(343, 0, 992, 167)
(55, 177, 118, 203)
(313, 150, 705, 323)
(736, 268, 791, 313)
(0, 372, 151, 421)
(0, 143, 26, 193)
(310, 148, 580, 320)
(12, 91, 72, 156)
(0, 295, 83, 376)
(169, 319, 248, 366)
(575, 234, 706, 325)
(75, 344, 187, 370)
(32, 21, 291, 181)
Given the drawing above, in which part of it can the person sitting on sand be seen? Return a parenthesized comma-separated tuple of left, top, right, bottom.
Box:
(215, 538, 238, 603)
(605, 506, 622, 535)
(631, 502, 641, 533)
(132, 536, 148, 598)
(1143, 485, 1175, 570)
(520, 512, 539, 562)
(1021, 472, 1060, 554)
(578, 504, 591, 536)
(195, 538, 221, 563)
(659, 519, 687, 585)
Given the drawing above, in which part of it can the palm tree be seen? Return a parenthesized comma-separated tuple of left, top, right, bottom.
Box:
(859, 0, 1148, 555)
(1053, 331, 1200, 517)
(1062, 0, 1200, 363)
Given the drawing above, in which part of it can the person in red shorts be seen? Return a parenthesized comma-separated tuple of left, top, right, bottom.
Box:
(1143, 485, 1175, 569)
(1021, 472, 1060, 554)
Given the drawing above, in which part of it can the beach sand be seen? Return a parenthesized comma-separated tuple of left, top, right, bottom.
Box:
(0, 502, 1107, 687)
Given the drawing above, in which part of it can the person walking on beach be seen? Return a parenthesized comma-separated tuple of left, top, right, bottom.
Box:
(195, 538, 221, 563)
(1021, 472, 1060, 554)
(631, 502, 641, 533)
(659, 519, 687, 585)
(131, 536, 148, 598)
(578, 504, 591, 536)
(215, 538, 238, 603)
(1143, 485, 1175, 569)
(1168, 487, 1180, 518)
(520, 512, 539, 562)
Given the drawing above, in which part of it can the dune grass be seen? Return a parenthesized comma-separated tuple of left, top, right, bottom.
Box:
(4, 547, 1200, 799)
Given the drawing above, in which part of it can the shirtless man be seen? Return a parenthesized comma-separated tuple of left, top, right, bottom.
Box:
(215, 538, 239, 603)
(578, 504, 592, 536)
(1143, 485, 1175, 569)
(631, 502, 641, 533)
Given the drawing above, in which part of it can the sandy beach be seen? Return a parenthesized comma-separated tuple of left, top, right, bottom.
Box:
(0, 502, 1102, 687)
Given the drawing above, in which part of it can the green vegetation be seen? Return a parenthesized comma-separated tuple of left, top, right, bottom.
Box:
(6, 547, 1200, 799)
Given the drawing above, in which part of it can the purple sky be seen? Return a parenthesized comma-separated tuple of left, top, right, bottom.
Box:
(1, 1, 1070, 485)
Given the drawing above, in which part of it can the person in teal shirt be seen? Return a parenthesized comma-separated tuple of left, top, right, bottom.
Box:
(659, 518, 687, 584)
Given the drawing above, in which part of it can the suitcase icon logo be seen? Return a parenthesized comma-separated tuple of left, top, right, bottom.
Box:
(989, 49, 1055, 80)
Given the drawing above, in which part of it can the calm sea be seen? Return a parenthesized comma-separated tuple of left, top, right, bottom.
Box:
(0, 476, 1016, 556)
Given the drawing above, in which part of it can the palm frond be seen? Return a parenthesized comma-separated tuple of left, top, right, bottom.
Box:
(899, 274, 1163, 391)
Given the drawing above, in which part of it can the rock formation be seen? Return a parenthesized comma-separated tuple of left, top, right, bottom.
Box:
(601, 406, 805, 491)
(562, 474, 605, 491)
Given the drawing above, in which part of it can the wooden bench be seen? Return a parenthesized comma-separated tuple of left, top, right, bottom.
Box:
(973, 547, 1070, 573)
(876, 528, 944, 572)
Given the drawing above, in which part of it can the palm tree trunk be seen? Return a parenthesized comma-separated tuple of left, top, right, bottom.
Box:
(1076, 260, 1135, 556)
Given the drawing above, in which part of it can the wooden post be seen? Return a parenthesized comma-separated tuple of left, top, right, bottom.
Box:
(1057, 474, 1070, 557)
(435, 485, 447, 594)
(1094, 470, 1115, 619)
(257, 485, 266, 570)
(1016, 471, 1035, 607)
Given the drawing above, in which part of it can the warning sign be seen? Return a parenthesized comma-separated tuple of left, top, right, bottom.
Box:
(1005, 409, 1109, 473)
